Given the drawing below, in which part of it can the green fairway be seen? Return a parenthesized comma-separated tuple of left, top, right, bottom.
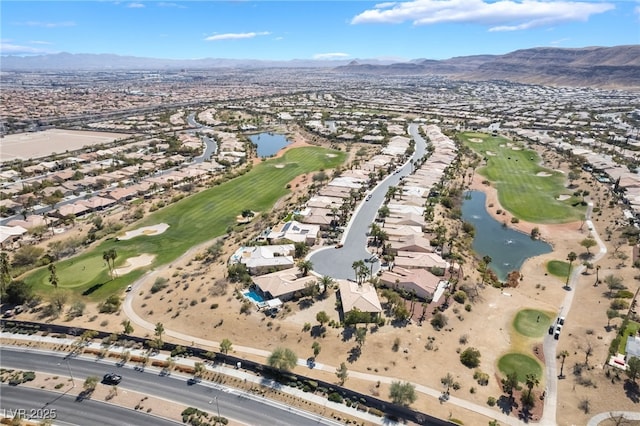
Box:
(546, 260, 570, 278)
(25, 147, 346, 300)
(498, 353, 543, 383)
(461, 132, 585, 223)
(513, 309, 552, 338)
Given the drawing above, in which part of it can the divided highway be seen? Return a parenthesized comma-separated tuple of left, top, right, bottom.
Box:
(0, 347, 339, 426)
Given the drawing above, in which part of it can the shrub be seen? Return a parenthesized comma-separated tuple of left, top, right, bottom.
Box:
(431, 313, 448, 330)
(511, 217, 520, 223)
(98, 295, 121, 314)
(487, 396, 496, 406)
(328, 392, 343, 403)
(150, 277, 169, 294)
(453, 291, 467, 304)
(460, 347, 481, 368)
(611, 299, 629, 310)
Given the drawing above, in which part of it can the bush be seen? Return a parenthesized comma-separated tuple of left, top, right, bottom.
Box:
(150, 277, 169, 294)
(611, 299, 629, 310)
(431, 313, 448, 330)
(511, 217, 520, 223)
(487, 396, 496, 406)
(98, 295, 121, 314)
(614, 290, 634, 299)
(328, 392, 343, 403)
(453, 291, 467, 304)
(460, 347, 481, 368)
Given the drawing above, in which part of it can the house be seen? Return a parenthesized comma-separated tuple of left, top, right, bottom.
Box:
(338, 280, 382, 316)
(252, 268, 314, 301)
(229, 244, 295, 275)
(267, 220, 319, 245)
(56, 202, 90, 218)
(625, 335, 640, 362)
(380, 267, 444, 301)
(394, 251, 447, 270)
(388, 234, 432, 254)
(0, 225, 27, 248)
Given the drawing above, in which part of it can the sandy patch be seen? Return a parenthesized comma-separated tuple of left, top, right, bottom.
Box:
(119, 223, 169, 240)
(485, 151, 496, 156)
(536, 172, 552, 177)
(511, 146, 522, 151)
(326, 153, 338, 157)
(556, 194, 571, 201)
(113, 253, 155, 275)
(469, 138, 483, 143)
(274, 164, 286, 169)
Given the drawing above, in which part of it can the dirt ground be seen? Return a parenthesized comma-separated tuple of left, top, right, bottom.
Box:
(13, 132, 640, 425)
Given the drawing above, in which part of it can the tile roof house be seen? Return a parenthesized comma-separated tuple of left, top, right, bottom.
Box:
(253, 268, 315, 301)
(229, 244, 295, 275)
(380, 267, 444, 301)
(338, 280, 382, 315)
(267, 221, 319, 245)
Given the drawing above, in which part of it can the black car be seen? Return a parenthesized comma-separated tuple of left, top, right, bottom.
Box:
(102, 373, 122, 385)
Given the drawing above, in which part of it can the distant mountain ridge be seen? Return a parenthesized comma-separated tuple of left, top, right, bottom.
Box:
(0, 52, 397, 70)
(2, 46, 639, 88)
(335, 45, 640, 88)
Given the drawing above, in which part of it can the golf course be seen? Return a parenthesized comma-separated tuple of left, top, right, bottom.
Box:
(24, 146, 346, 300)
(461, 132, 585, 223)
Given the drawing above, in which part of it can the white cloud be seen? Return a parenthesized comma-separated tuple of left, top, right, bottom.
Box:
(0, 42, 53, 55)
(313, 52, 351, 60)
(351, 0, 615, 31)
(204, 31, 271, 41)
(17, 21, 76, 28)
(157, 2, 186, 8)
(29, 40, 54, 45)
(127, 2, 145, 8)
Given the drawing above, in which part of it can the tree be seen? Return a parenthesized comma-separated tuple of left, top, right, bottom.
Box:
(336, 362, 348, 385)
(103, 250, 113, 279)
(558, 350, 569, 378)
(524, 374, 539, 408)
(501, 371, 519, 398)
(351, 260, 368, 285)
(48, 262, 59, 290)
(220, 338, 233, 354)
(294, 242, 309, 259)
(316, 311, 330, 328)
(154, 322, 165, 343)
(318, 275, 334, 294)
(267, 347, 298, 372)
(355, 327, 367, 347)
(389, 381, 417, 406)
(441, 372, 455, 394)
(0, 252, 11, 299)
(566, 252, 577, 287)
(121, 319, 134, 335)
(460, 347, 481, 368)
(580, 238, 597, 256)
(4, 280, 34, 305)
(481, 255, 492, 286)
(296, 259, 313, 277)
(626, 357, 640, 382)
(312, 341, 321, 358)
(605, 274, 625, 298)
(194, 362, 206, 380)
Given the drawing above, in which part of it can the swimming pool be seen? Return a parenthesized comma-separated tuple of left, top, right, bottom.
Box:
(244, 290, 265, 303)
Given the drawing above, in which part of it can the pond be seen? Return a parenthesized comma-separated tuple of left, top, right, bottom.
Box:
(461, 190, 552, 281)
(248, 132, 290, 157)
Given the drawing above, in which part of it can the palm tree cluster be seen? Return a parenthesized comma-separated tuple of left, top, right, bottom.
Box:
(103, 249, 118, 280)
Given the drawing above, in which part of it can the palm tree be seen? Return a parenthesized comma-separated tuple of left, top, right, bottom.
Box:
(318, 275, 334, 294)
(296, 259, 313, 277)
(108, 249, 118, 278)
(352, 260, 368, 285)
(558, 350, 569, 378)
(525, 374, 540, 406)
(481, 255, 492, 286)
(103, 250, 113, 280)
(566, 251, 577, 287)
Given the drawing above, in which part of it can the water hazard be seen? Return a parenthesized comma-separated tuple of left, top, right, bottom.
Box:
(248, 132, 290, 157)
(461, 190, 552, 281)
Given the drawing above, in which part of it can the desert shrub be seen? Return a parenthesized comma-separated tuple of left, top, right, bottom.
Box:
(150, 277, 169, 294)
(453, 291, 467, 304)
(98, 295, 121, 314)
(487, 396, 496, 406)
(328, 392, 343, 403)
(460, 347, 481, 368)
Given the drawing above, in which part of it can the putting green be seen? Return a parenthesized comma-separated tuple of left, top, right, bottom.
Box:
(513, 309, 552, 338)
(25, 146, 346, 300)
(498, 353, 543, 383)
(546, 260, 570, 278)
(462, 132, 585, 223)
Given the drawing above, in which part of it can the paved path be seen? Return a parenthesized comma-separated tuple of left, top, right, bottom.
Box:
(539, 204, 608, 426)
(587, 411, 640, 425)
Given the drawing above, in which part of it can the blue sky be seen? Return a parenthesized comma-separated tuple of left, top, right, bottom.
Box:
(1, 1, 639, 60)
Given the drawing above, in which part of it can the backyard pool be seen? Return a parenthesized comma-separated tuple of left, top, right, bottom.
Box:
(244, 290, 265, 303)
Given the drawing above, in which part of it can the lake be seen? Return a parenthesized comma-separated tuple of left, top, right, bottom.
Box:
(248, 132, 290, 157)
(461, 190, 552, 281)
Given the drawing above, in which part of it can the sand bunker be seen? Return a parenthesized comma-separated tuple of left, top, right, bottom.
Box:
(485, 151, 496, 156)
(113, 253, 155, 275)
(557, 194, 571, 201)
(274, 164, 286, 169)
(469, 138, 483, 143)
(511, 147, 522, 151)
(536, 172, 552, 177)
(119, 223, 169, 240)
(326, 153, 338, 157)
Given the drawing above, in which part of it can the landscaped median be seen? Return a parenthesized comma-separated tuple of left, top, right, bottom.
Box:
(23, 147, 346, 300)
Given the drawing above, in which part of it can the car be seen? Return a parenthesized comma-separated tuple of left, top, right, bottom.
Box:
(548, 325, 555, 335)
(102, 373, 122, 385)
(335, 243, 343, 249)
(366, 194, 372, 201)
(2, 310, 14, 318)
(554, 324, 563, 340)
(557, 316, 565, 326)
(126, 285, 133, 292)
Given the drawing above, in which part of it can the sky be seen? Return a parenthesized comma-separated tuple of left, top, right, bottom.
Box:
(1, 0, 639, 61)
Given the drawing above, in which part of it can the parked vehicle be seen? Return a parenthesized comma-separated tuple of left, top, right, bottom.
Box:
(102, 373, 122, 385)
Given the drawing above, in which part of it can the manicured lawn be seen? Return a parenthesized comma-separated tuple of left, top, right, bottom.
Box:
(461, 132, 585, 223)
(498, 353, 543, 383)
(546, 260, 570, 278)
(513, 309, 552, 338)
(25, 147, 346, 300)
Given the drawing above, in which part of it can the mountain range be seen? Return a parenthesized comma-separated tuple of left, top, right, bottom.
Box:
(2, 45, 639, 88)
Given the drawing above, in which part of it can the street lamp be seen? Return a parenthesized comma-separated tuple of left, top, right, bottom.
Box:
(214, 396, 221, 425)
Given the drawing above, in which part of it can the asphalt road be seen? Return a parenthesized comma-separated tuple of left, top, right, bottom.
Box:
(310, 123, 427, 280)
(0, 347, 338, 426)
(0, 385, 182, 426)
